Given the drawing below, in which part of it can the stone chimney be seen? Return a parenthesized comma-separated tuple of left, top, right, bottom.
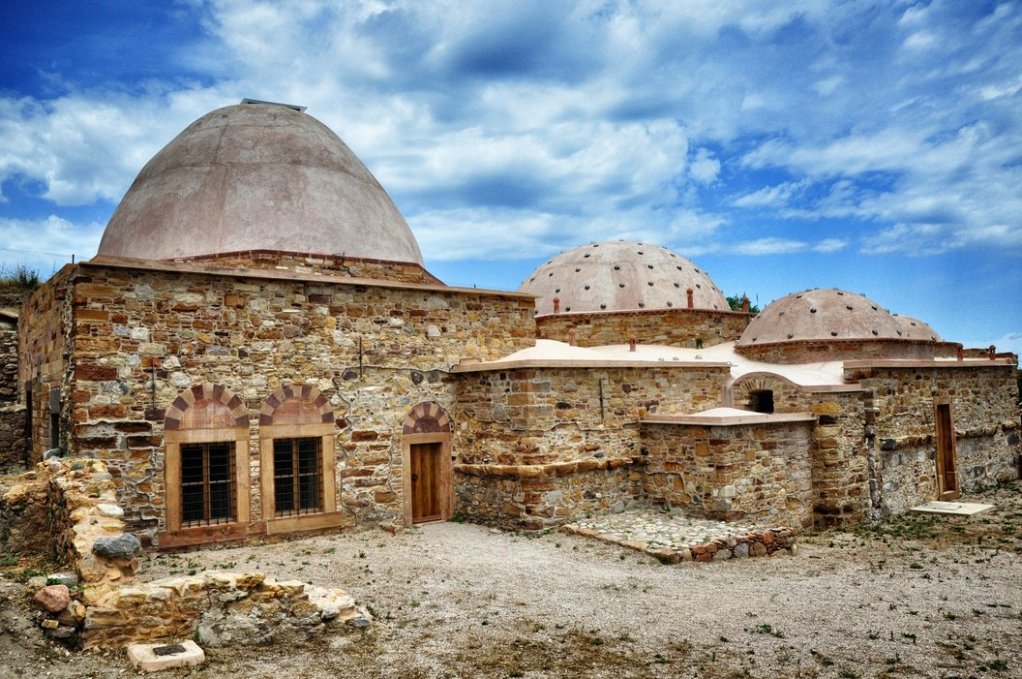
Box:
(686, 288, 694, 309)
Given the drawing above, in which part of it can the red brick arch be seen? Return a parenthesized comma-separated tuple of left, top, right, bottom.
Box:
(259, 383, 334, 426)
(402, 402, 451, 435)
(164, 383, 248, 431)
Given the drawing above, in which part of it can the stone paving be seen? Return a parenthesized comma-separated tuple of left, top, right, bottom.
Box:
(561, 508, 797, 563)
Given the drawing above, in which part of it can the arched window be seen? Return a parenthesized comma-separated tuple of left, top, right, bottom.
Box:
(163, 383, 250, 537)
(259, 384, 339, 534)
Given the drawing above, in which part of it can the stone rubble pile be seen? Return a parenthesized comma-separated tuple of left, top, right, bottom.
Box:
(81, 571, 370, 649)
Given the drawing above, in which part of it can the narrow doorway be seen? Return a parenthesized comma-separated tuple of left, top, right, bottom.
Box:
(935, 403, 959, 500)
(410, 441, 443, 523)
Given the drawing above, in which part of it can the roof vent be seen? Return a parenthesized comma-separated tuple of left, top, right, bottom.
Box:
(240, 98, 307, 112)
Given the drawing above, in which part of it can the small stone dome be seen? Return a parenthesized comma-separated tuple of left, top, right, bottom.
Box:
(97, 102, 423, 265)
(518, 241, 727, 315)
(893, 315, 942, 342)
(736, 288, 907, 347)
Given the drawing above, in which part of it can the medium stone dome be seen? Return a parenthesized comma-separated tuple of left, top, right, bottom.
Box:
(893, 315, 942, 342)
(519, 241, 727, 315)
(736, 288, 905, 347)
(97, 102, 423, 265)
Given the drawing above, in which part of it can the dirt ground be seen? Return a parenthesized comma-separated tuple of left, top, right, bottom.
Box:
(2, 482, 1021, 679)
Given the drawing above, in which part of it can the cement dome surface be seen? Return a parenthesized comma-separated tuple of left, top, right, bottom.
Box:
(737, 288, 911, 346)
(97, 102, 423, 265)
(519, 241, 727, 315)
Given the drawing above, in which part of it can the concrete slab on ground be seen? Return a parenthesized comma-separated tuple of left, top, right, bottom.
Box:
(127, 640, 205, 672)
(910, 501, 993, 516)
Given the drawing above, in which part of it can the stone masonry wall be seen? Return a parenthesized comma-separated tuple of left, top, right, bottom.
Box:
(19, 265, 76, 463)
(1, 323, 17, 403)
(730, 374, 873, 527)
(735, 339, 938, 364)
(852, 364, 1021, 516)
(0, 405, 27, 471)
(453, 365, 729, 466)
(535, 308, 751, 349)
(450, 364, 728, 527)
(61, 263, 534, 542)
(1, 299, 24, 470)
(455, 459, 642, 530)
(641, 420, 815, 529)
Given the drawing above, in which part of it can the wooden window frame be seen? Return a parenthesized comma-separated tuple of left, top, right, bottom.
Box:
(180, 441, 237, 526)
(165, 425, 251, 534)
(259, 422, 337, 534)
(272, 436, 324, 516)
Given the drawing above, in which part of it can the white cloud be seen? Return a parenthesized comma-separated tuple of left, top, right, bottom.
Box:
(0, 216, 105, 276)
(813, 238, 847, 253)
(731, 238, 808, 256)
(1, 0, 1020, 270)
(689, 148, 720, 184)
(812, 75, 843, 96)
(733, 181, 805, 208)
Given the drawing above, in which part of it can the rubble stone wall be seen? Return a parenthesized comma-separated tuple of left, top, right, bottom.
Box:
(0, 470, 49, 558)
(641, 420, 815, 529)
(854, 364, 1021, 516)
(0, 404, 27, 471)
(535, 308, 750, 348)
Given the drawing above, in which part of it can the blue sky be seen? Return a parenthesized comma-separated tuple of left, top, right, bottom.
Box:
(1, 1, 1020, 353)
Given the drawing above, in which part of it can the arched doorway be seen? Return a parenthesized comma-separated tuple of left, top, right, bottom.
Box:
(401, 402, 453, 525)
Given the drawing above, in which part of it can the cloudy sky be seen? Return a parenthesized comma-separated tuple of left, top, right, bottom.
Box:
(1, 1, 1020, 352)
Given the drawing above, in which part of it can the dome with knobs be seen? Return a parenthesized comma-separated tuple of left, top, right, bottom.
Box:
(737, 288, 921, 347)
(518, 241, 727, 315)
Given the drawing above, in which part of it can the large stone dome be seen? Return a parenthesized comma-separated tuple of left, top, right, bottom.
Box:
(736, 288, 908, 347)
(519, 241, 727, 315)
(97, 102, 423, 265)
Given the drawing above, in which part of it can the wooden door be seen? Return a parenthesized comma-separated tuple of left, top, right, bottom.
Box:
(410, 442, 443, 523)
(935, 403, 959, 500)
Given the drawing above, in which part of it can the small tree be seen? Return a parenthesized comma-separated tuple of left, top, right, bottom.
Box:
(726, 294, 759, 314)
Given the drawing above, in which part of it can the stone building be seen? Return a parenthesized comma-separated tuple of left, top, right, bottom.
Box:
(13, 101, 1021, 548)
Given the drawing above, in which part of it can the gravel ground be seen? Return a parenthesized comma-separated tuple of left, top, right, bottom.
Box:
(2, 481, 1021, 679)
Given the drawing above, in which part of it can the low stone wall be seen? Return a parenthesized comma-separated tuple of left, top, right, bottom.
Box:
(80, 571, 369, 650)
(0, 404, 27, 471)
(561, 522, 797, 563)
(45, 458, 140, 587)
(455, 457, 642, 530)
(641, 419, 815, 529)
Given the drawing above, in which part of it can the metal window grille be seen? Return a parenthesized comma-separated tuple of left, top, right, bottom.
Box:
(273, 437, 323, 516)
(180, 442, 236, 526)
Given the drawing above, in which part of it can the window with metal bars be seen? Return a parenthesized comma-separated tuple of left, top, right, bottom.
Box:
(273, 437, 323, 516)
(180, 442, 236, 526)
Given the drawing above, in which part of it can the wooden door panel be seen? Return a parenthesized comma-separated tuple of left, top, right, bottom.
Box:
(411, 442, 443, 523)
